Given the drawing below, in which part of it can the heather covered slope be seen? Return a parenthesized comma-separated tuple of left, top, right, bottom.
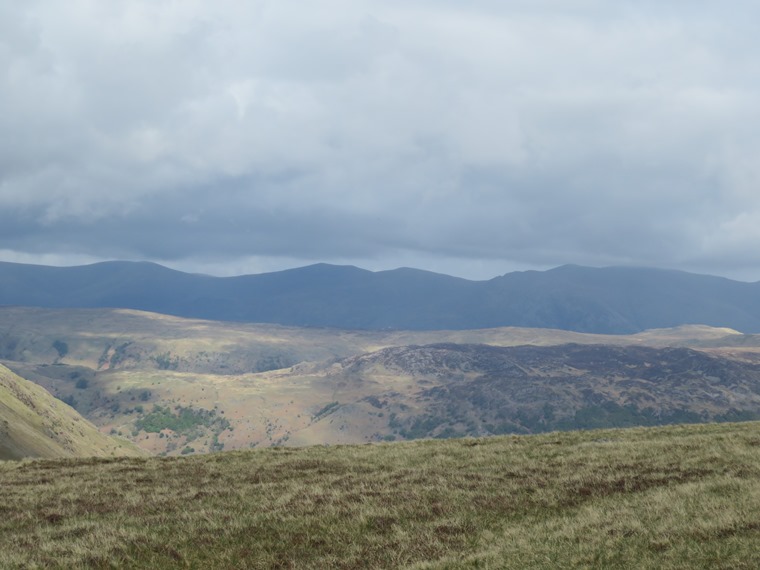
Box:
(278, 342, 760, 445)
(2, 422, 760, 568)
(3, 261, 760, 333)
(0, 364, 144, 460)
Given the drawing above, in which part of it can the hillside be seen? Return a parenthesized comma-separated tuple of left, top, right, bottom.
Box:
(3, 306, 760, 455)
(2, 261, 760, 333)
(0, 306, 743, 376)
(271, 342, 760, 446)
(326, 343, 760, 440)
(0, 364, 144, 460)
(2, 421, 760, 568)
(7, 331, 760, 453)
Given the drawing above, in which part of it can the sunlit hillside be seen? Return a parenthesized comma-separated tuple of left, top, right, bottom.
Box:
(0, 364, 144, 460)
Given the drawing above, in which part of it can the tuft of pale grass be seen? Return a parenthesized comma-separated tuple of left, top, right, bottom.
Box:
(2, 422, 760, 568)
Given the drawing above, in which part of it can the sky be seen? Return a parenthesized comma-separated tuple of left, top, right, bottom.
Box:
(2, 1, 760, 281)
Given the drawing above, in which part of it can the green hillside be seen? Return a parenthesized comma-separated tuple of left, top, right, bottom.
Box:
(2, 421, 760, 568)
(0, 364, 145, 460)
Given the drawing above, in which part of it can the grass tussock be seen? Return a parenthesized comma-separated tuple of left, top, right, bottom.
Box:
(2, 422, 760, 569)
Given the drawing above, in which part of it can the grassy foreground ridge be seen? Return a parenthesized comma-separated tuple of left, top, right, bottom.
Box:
(2, 422, 760, 569)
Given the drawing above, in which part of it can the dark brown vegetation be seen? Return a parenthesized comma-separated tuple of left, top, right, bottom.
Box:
(353, 343, 760, 439)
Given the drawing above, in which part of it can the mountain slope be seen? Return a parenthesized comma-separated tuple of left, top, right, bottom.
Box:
(481, 265, 760, 333)
(277, 342, 760, 445)
(0, 364, 144, 460)
(1, 305, 756, 454)
(12, 335, 760, 453)
(2, 261, 760, 333)
(0, 306, 745, 377)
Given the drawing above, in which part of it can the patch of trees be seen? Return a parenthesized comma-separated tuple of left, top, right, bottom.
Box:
(152, 352, 179, 371)
(57, 394, 77, 409)
(135, 405, 229, 435)
(313, 401, 340, 420)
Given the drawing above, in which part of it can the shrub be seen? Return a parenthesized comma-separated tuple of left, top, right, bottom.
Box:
(153, 353, 179, 371)
(58, 394, 77, 408)
(135, 405, 230, 435)
(52, 340, 69, 358)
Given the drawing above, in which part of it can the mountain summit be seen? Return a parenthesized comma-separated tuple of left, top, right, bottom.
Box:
(1, 261, 760, 333)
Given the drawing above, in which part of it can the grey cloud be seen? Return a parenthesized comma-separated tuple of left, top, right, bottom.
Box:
(1, 1, 760, 279)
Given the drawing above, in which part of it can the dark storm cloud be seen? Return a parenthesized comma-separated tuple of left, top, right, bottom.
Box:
(2, 1, 760, 278)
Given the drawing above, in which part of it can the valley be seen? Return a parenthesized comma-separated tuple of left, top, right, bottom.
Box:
(2, 306, 760, 456)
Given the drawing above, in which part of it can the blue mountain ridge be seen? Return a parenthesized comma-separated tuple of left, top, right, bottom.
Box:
(1, 261, 759, 333)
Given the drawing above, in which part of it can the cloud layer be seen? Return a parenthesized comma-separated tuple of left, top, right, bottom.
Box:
(2, 1, 760, 278)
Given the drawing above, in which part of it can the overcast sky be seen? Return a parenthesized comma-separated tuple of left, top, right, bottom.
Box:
(2, 1, 760, 280)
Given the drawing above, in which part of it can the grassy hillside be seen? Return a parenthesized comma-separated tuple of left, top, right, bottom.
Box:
(11, 339, 760, 455)
(1, 307, 741, 375)
(1, 421, 759, 568)
(0, 364, 145, 460)
(3, 306, 759, 455)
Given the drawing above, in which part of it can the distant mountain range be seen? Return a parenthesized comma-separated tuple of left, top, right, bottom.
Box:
(1, 261, 760, 333)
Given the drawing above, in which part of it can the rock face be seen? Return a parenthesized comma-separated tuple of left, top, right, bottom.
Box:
(0, 364, 144, 460)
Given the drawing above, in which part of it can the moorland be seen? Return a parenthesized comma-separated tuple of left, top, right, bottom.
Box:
(2, 421, 759, 568)
(3, 306, 760, 455)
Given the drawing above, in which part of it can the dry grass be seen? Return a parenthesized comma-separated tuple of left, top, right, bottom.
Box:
(2, 421, 760, 569)
(0, 365, 144, 461)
